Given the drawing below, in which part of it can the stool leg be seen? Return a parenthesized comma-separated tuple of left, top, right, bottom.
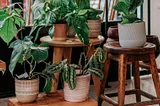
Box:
(118, 54, 127, 106)
(98, 57, 110, 106)
(149, 53, 160, 98)
(133, 62, 141, 102)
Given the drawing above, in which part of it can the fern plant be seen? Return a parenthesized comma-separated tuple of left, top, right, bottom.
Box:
(61, 47, 106, 90)
(113, 0, 144, 24)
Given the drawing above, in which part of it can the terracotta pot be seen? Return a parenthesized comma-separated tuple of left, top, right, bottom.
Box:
(118, 22, 146, 48)
(88, 20, 101, 38)
(0, 60, 6, 71)
(63, 73, 90, 102)
(15, 78, 39, 103)
(52, 24, 67, 41)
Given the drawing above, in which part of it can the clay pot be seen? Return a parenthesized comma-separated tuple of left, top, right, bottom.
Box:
(0, 60, 6, 71)
(15, 78, 39, 103)
(52, 24, 67, 41)
(88, 20, 101, 38)
(63, 73, 90, 102)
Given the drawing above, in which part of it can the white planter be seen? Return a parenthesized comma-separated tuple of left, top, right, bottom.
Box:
(63, 73, 90, 102)
(118, 22, 146, 48)
(15, 78, 39, 103)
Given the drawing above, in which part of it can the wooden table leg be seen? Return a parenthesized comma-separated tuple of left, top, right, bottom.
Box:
(51, 47, 63, 92)
(149, 53, 160, 98)
(64, 47, 72, 64)
(98, 53, 110, 106)
(118, 54, 127, 106)
(133, 61, 141, 102)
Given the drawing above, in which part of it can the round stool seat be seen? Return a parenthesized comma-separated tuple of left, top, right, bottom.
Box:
(104, 42, 156, 54)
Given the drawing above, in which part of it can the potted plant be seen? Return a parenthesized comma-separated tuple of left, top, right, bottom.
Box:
(75, 0, 103, 38)
(113, 0, 146, 47)
(32, 0, 89, 44)
(0, 5, 67, 103)
(61, 47, 106, 102)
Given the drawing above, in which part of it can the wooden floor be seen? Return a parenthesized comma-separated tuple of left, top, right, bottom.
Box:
(0, 74, 160, 106)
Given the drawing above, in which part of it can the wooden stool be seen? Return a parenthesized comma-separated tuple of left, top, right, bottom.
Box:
(98, 42, 160, 106)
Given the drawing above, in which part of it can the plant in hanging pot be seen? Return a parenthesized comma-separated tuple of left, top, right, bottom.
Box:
(75, 0, 103, 38)
(113, 0, 146, 48)
(32, 0, 89, 44)
(61, 47, 106, 102)
(0, 6, 67, 103)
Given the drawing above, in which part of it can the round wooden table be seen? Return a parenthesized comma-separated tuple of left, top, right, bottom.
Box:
(40, 36, 102, 93)
(98, 42, 160, 106)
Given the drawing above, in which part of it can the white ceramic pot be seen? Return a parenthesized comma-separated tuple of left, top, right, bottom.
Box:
(88, 20, 101, 38)
(63, 73, 90, 102)
(118, 21, 146, 48)
(15, 78, 39, 103)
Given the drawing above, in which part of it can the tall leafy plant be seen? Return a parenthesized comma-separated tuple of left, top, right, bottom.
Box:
(113, 0, 144, 24)
(0, 5, 66, 93)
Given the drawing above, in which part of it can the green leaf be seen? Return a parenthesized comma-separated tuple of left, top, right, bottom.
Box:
(43, 77, 52, 93)
(88, 68, 104, 80)
(34, 26, 43, 42)
(39, 42, 49, 47)
(9, 40, 23, 75)
(78, 10, 88, 16)
(49, 26, 54, 38)
(0, 18, 18, 44)
(129, 0, 144, 12)
(31, 46, 48, 62)
(113, 2, 129, 15)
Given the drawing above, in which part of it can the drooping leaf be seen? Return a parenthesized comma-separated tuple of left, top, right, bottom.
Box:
(43, 77, 52, 93)
(129, 0, 144, 12)
(88, 68, 104, 80)
(9, 40, 23, 75)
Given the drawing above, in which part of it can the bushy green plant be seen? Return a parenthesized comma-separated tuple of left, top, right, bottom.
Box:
(32, 0, 89, 44)
(61, 47, 106, 90)
(113, 0, 144, 24)
(0, 5, 66, 93)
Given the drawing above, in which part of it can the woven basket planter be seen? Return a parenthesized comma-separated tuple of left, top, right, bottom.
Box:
(15, 77, 39, 103)
(88, 20, 101, 38)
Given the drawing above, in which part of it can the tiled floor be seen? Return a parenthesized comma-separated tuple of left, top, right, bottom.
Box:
(1, 74, 160, 106)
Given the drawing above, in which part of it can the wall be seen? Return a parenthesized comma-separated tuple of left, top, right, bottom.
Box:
(143, 0, 160, 38)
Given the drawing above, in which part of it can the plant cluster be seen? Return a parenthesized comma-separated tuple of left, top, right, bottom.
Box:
(0, 5, 66, 93)
(113, 0, 144, 24)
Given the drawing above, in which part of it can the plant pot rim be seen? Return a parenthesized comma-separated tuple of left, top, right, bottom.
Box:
(76, 73, 90, 78)
(15, 77, 39, 81)
(118, 21, 145, 25)
(87, 20, 102, 22)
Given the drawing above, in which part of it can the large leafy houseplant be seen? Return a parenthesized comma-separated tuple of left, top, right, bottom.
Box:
(0, 4, 66, 95)
(32, 0, 89, 44)
(113, 0, 144, 24)
(112, 0, 146, 48)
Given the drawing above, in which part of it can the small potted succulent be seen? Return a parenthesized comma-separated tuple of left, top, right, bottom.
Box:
(0, 5, 67, 103)
(113, 0, 146, 47)
(61, 47, 106, 102)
